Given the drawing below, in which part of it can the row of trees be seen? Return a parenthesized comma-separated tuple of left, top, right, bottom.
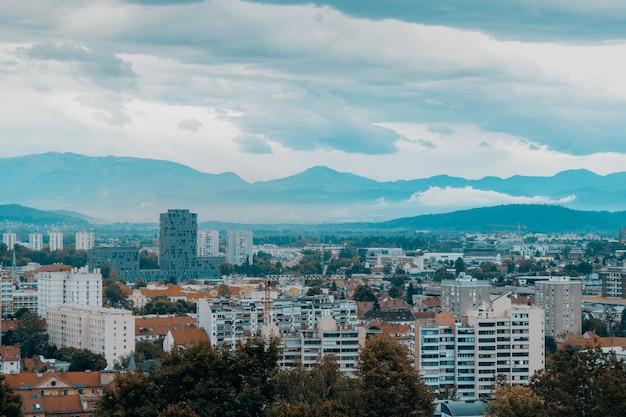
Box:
(96, 336, 434, 417)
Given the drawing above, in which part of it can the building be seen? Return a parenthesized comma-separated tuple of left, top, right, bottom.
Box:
(0, 345, 20, 374)
(75, 230, 95, 251)
(29, 232, 43, 251)
(163, 327, 209, 352)
(2, 232, 16, 249)
(535, 276, 582, 337)
(87, 246, 140, 280)
(36, 267, 102, 319)
(280, 316, 364, 376)
(0, 276, 14, 317)
(47, 305, 135, 367)
(198, 229, 220, 257)
(11, 289, 38, 315)
(600, 264, 626, 298)
(441, 275, 492, 320)
(227, 230, 253, 266)
(48, 229, 63, 251)
(412, 293, 545, 400)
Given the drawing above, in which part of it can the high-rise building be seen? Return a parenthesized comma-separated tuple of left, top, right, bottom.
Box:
(29, 232, 43, 251)
(2, 232, 16, 250)
(159, 209, 198, 280)
(535, 276, 582, 337)
(620, 227, 626, 244)
(412, 293, 545, 400)
(197, 229, 220, 257)
(75, 230, 95, 250)
(441, 275, 491, 319)
(227, 230, 253, 266)
(600, 264, 626, 298)
(47, 305, 135, 367)
(49, 229, 64, 251)
(36, 266, 102, 319)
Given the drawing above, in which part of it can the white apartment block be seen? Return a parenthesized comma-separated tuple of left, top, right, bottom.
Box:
(1, 277, 14, 317)
(47, 305, 135, 368)
(29, 232, 43, 251)
(36, 267, 102, 319)
(197, 229, 220, 257)
(227, 230, 253, 266)
(535, 276, 582, 337)
(11, 290, 38, 315)
(75, 230, 95, 251)
(2, 232, 16, 250)
(198, 296, 359, 347)
(280, 316, 364, 376)
(412, 293, 545, 400)
(48, 230, 63, 251)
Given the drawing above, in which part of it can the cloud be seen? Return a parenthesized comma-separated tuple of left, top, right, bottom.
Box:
(178, 118, 203, 131)
(233, 134, 273, 154)
(407, 186, 576, 209)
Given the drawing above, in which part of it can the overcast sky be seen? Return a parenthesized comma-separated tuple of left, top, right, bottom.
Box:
(2, 0, 626, 183)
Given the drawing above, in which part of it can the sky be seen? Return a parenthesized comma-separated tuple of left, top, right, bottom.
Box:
(2, 0, 626, 185)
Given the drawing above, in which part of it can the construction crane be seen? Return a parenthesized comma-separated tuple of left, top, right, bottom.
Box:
(487, 223, 527, 244)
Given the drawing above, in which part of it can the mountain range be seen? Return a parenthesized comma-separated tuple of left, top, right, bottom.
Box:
(1, 152, 625, 224)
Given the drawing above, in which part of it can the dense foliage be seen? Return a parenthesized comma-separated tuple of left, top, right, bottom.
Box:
(0, 374, 24, 417)
(97, 336, 434, 417)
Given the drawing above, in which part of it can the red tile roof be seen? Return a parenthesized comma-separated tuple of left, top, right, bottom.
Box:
(170, 328, 209, 346)
(0, 345, 20, 361)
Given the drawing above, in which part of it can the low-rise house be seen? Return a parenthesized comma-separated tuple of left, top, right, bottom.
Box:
(163, 327, 209, 352)
(135, 316, 196, 342)
(0, 345, 20, 374)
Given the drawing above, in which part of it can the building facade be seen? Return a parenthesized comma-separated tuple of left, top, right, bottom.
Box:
(47, 305, 135, 367)
(75, 230, 95, 251)
(227, 230, 253, 266)
(441, 275, 492, 320)
(2, 232, 16, 249)
(159, 209, 198, 280)
(197, 229, 220, 257)
(600, 264, 626, 298)
(87, 246, 140, 280)
(412, 293, 545, 400)
(36, 267, 103, 319)
(29, 232, 43, 251)
(535, 276, 582, 337)
(48, 230, 64, 251)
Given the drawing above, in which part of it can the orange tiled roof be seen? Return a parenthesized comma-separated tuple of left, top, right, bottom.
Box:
(135, 316, 196, 336)
(0, 345, 20, 361)
(141, 285, 185, 298)
(170, 328, 209, 346)
(33, 265, 73, 273)
(1, 319, 18, 333)
(4, 371, 104, 390)
(43, 395, 84, 413)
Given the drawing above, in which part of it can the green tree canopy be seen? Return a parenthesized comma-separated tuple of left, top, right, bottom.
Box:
(352, 285, 376, 302)
(54, 347, 107, 371)
(14, 312, 51, 358)
(357, 335, 434, 417)
(0, 374, 24, 417)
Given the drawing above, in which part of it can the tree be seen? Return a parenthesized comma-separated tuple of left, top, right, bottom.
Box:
(432, 268, 454, 282)
(0, 374, 24, 417)
(139, 249, 159, 270)
(582, 318, 608, 337)
(218, 262, 234, 276)
(14, 312, 51, 358)
(103, 278, 132, 309)
(485, 385, 546, 417)
(54, 347, 107, 371)
(454, 257, 466, 275)
(357, 335, 433, 417)
(352, 285, 376, 302)
(531, 345, 626, 417)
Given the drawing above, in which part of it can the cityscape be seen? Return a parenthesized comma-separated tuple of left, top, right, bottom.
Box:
(3, 0, 626, 416)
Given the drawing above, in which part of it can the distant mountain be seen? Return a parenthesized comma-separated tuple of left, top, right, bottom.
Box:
(0, 204, 89, 227)
(1, 152, 626, 223)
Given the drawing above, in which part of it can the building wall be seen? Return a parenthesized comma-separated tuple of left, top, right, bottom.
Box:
(47, 305, 135, 367)
(36, 267, 103, 319)
(49, 230, 63, 251)
(29, 232, 43, 251)
(227, 230, 253, 266)
(87, 246, 140, 280)
(197, 229, 220, 257)
(536, 277, 582, 337)
(441, 278, 491, 319)
(75, 230, 95, 251)
(2, 232, 16, 249)
(159, 209, 198, 280)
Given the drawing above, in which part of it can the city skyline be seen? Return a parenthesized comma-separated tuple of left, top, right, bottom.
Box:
(2, 1, 625, 191)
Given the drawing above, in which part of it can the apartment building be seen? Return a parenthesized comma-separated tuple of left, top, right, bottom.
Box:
(197, 229, 220, 257)
(47, 305, 135, 367)
(36, 267, 102, 319)
(2, 232, 16, 249)
(535, 276, 582, 337)
(87, 246, 140, 280)
(600, 264, 626, 298)
(29, 232, 43, 251)
(48, 230, 63, 251)
(227, 230, 253, 266)
(280, 316, 364, 376)
(412, 293, 545, 400)
(75, 230, 95, 251)
(441, 275, 491, 320)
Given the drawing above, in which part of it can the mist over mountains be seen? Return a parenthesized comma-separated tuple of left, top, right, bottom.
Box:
(1, 152, 625, 224)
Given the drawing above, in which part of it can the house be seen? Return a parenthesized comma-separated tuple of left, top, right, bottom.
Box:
(4, 370, 116, 417)
(163, 327, 209, 352)
(135, 316, 196, 342)
(0, 345, 20, 374)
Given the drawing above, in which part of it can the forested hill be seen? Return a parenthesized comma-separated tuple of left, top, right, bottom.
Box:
(377, 204, 626, 234)
(0, 204, 89, 227)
